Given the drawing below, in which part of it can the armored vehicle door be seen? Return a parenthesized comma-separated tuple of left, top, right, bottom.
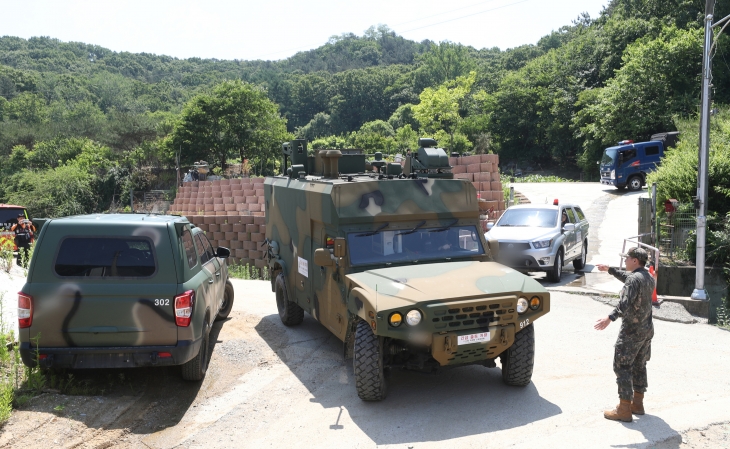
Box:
(310, 224, 347, 340)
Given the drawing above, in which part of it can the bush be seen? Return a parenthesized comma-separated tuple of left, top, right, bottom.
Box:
(647, 107, 730, 216)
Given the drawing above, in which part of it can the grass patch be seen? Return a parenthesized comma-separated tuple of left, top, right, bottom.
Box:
(228, 263, 270, 281)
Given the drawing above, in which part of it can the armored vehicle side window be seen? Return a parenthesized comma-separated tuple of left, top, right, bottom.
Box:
(55, 237, 156, 278)
(645, 145, 660, 156)
(348, 225, 484, 266)
(182, 228, 197, 269)
(574, 207, 586, 221)
(194, 233, 210, 264)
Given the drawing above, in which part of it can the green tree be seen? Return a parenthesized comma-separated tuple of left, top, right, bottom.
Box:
(168, 80, 290, 170)
(414, 41, 476, 89)
(413, 72, 476, 151)
(574, 26, 702, 172)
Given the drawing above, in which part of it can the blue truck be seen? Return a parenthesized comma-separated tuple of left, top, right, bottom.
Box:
(599, 132, 680, 191)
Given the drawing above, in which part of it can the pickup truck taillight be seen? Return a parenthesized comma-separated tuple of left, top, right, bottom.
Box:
(18, 292, 33, 328)
(174, 290, 195, 327)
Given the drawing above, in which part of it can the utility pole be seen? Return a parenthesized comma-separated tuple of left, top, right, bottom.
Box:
(692, 0, 716, 301)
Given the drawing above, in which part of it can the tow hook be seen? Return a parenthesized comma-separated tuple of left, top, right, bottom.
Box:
(500, 328, 507, 346)
(444, 336, 454, 354)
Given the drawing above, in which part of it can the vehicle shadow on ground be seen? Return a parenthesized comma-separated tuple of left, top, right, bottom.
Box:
(19, 319, 228, 435)
(255, 314, 562, 445)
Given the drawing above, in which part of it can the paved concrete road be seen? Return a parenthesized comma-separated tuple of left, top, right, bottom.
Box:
(509, 182, 650, 294)
(143, 279, 730, 449)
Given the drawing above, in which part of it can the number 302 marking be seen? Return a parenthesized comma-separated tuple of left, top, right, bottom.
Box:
(519, 318, 530, 329)
(154, 299, 170, 306)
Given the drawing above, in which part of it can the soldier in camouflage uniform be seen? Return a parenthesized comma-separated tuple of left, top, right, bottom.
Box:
(594, 247, 655, 422)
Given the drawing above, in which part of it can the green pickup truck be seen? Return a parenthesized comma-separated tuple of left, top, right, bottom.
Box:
(18, 214, 234, 381)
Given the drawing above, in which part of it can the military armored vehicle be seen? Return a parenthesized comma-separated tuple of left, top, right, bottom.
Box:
(264, 139, 550, 401)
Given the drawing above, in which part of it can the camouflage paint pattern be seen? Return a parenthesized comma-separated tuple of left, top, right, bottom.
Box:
(265, 172, 550, 367)
(18, 214, 227, 368)
(607, 266, 655, 399)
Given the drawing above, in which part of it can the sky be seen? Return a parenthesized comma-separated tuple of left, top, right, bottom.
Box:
(3, 0, 611, 61)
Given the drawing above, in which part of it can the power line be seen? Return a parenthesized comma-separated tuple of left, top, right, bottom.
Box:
(391, 0, 504, 28)
(253, 0, 533, 60)
(401, 0, 533, 34)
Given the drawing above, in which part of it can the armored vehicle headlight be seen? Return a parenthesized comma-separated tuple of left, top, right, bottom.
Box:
(530, 296, 541, 310)
(405, 309, 422, 326)
(516, 297, 529, 314)
(389, 312, 403, 327)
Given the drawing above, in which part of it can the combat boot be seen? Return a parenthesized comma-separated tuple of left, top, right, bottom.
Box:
(631, 392, 645, 415)
(604, 399, 633, 422)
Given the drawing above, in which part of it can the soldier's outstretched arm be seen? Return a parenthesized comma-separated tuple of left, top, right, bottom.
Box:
(608, 278, 638, 321)
(607, 266, 629, 283)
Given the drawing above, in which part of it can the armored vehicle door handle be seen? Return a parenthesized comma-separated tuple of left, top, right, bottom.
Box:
(215, 272, 221, 277)
(208, 278, 214, 284)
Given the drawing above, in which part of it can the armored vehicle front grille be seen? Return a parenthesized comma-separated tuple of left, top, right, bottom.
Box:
(499, 242, 531, 251)
(428, 297, 516, 330)
(446, 345, 501, 362)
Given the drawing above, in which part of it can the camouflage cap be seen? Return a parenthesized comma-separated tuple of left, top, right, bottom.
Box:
(620, 247, 648, 263)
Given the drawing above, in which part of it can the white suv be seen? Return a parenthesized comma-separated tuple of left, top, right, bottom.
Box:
(485, 201, 589, 282)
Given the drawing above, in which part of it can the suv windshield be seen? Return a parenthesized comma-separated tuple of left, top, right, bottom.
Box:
(55, 237, 156, 277)
(601, 148, 617, 165)
(497, 208, 558, 228)
(347, 225, 484, 266)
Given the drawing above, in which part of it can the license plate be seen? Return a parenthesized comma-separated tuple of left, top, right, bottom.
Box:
(457, 332, 490, 345)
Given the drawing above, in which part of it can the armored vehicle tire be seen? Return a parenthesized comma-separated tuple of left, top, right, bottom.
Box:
(628, 175, 643, 191)
(573, 242, 587, 270)
(500, 323, 535, 386)
(354, 319, 387, 401)
(181, 319, 210, 381)
(547, 250, 562, 283)
(275, 273, 304, 326)
(215, 281, 235, 321)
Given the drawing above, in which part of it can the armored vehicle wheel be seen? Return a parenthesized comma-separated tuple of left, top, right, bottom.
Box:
(628, 175, 643, 191)
(275, 273, 304, 326)
(547, 250, 562, 283)
(573, 241, 587, 270)
(215, 281, 235, 321)
(182, 319, 210, 381)
(354, 320, 387, 401)
(500, 323, 535, 386)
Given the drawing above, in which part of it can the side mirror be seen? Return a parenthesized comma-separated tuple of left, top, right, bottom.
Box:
(333, 237, 346, 258)
(313, 248, 335, 267)
(563, 223, 575, 232)
(216, 247, 230, 258)
(486, 222, 494, 231)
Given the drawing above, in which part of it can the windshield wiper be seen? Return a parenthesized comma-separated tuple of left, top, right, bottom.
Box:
(357, 222, 389, 237)
(429, 219, 459, 233)
(396, 220, 426, 236)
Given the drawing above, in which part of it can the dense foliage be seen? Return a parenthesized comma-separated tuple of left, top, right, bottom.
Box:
(0, 0, 729, 218)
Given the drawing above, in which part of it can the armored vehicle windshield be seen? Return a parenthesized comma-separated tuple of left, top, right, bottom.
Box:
(348, 224, 484, 266)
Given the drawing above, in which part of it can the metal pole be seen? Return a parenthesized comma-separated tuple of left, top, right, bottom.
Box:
(692, 3, 714, 302)
(651, 183, 657, 247)
(130, 188, 134, 212)
(509, 186, 514, 207)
